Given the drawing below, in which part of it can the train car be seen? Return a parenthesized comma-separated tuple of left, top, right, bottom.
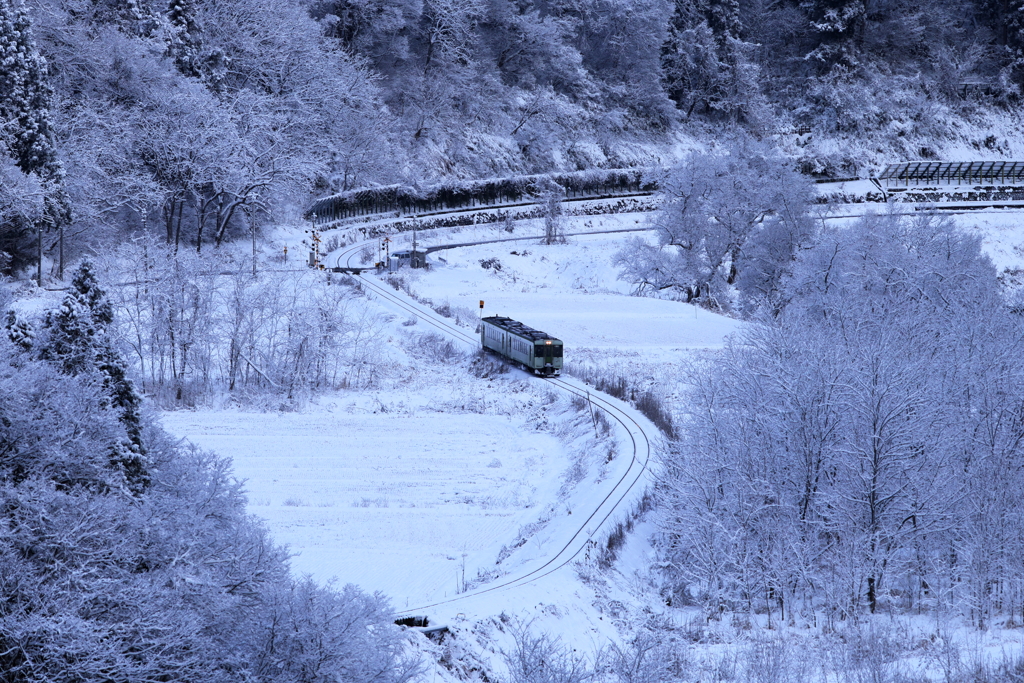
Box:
(481, 315, 563, 376)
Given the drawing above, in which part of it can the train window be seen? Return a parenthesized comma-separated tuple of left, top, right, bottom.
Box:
(553, 345, 562, 358)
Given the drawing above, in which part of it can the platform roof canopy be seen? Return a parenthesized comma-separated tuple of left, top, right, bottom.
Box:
(879, 161, 1024, 187)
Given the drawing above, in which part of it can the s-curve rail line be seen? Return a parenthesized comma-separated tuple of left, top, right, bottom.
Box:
(330, 237, 658, 615)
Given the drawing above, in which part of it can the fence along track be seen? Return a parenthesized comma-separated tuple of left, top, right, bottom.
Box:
(331, 239, 656, 614)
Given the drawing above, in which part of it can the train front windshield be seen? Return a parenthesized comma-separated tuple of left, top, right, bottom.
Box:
(536, 342, 563, 362)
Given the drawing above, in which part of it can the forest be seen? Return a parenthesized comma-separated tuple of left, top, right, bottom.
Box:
(2, 0, 1024, 274)
(655, 210, 1024, 627)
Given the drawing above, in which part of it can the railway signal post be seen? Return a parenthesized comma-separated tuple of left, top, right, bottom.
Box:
(304, 227, 322, 269)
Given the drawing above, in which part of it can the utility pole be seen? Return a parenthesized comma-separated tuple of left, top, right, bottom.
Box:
(36, 221, 42, 287)
(250, 205, 258, 277)
(58, 220, 64, 281)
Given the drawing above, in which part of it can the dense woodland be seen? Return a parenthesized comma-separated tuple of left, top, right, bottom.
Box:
(656, 212, 1024, 627)
(2, 0, 1024, 273)
(0, 264, 420, 682)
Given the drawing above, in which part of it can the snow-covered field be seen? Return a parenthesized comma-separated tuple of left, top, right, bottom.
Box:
(383, 214, 741, 388)
(161, 211, 741, 619)
(395, 219, 739, 354)
(162, 398, 568, 609)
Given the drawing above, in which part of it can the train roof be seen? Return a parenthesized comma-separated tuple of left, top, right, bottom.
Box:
(482, 315, 561, 342)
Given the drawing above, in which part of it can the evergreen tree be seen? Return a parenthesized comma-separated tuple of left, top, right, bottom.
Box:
(167, 0, 203, 78)
(4, 310, 34, 352)
(0, 0, 70, 272)
(38, 261, 149, 492)
(0, 0, 56, 176)
(661, 0, 758, 121)
(92, 0, 158, 36)
(801, 0, 867, 69)
(704, 0, 741, 40)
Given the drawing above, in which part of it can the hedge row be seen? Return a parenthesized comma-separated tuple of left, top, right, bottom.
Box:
(307, 168, 656, 223)
(821, 187, 1024, 205)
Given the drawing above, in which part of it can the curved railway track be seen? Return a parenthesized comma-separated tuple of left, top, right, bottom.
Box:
(327, 198, 1024, 614)
(331, 239, 658, 614)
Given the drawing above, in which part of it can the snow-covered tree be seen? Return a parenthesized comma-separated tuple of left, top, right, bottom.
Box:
(167, 0, 204, 78)
(801, 0, 867, 69)
(658, 212, 1024, 621)
(4, 309, 33, 351)
(984, 0, 1024, 90)
(0, 368, 420, 681)
(661, 0, 764, 123)
(572, 0, 675, 127)
(0, 0, 57, 176)
(0, 0, 69, 273)
(615, 138, 812, 311)
(0, 147, 43, 272)
(34, 261, 149, 491)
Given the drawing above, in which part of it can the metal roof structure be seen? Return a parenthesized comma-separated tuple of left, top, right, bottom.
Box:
(879, 161, 1024, 187)
(482, 316, 560, 343)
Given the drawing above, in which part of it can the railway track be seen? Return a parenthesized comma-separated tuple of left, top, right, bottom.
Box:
(331, 239, 658, 614)
(328, 198, 1024, 614)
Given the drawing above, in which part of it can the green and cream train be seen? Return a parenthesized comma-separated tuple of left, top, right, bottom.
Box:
(480, 315, 563, 376)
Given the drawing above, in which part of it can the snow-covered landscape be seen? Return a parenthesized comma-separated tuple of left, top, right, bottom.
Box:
(156, 207, 1024, 681)
(160, 217, 738, 610)
(9, 0, 1024, 681)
